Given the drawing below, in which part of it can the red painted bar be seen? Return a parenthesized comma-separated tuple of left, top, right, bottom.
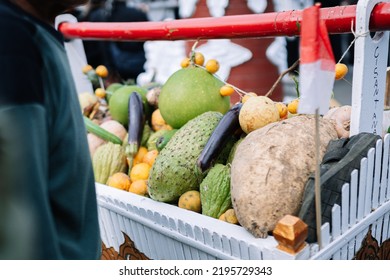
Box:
(59, 3, 390, 41)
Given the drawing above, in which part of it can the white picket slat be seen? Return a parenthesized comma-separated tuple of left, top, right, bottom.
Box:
(382, 212, 390, 242)
(221, 235, 232, 255)
(167, 217, 186, 260)
(357, 158, 368, 221)
(248, 244, 262, 260)
(159, 215, 180, 260)
(372, 139, 383, 209)
(212, 232, 223, 255)
(193, 225, 211, 260)
(143, 210, 161, 260)
(340, 184, 350, 259)
(364, 148, 375, 216)
(331, 205, 341, 260)
(380, 135, 389, 204)
(321, 223, 331, 248)
(239, 240, 250, 260)
(341, 184, 350, 234)
(101, 203, 120, 249)
(154, 214, 173, 260)
(185, 223, 201, 260)
(133, 213, 153, 258)
(374, 217, 384, 242)
(350, 170, 359, 226)
(230, 237, 241, 258)
(347, 239, 356, 260)
(331, 205, 341, 239)
(97, 203, 109, 247)
(203, 228, 214, 256)
(134, 222, 151, 258)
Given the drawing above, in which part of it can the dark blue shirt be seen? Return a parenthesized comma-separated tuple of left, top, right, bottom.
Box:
(0, 0, 101, 259)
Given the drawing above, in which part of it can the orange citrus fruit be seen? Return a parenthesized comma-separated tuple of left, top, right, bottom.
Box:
(194, 52, 205, 66)
(335, 63, 348, 80)
(241, 92, 257, 103)
(205, 59, 220, 74)
(129, 180, 148, 196)
(224, 209, 239, 224)
(142, 150, 158, 166)
(95, 65, 109, 78)
(180, 57, 191, 68)
(130, 162, 151, 182)
(287, 98, 299, 114)
(133, 146, 148, 165)
(275, 102, 288, 119)
(94, 88, 106, 99)
(218, 213, 226, 221)
(178, 190, 201, 213)
(82, 64, 93, 74)
(151, 109, 168, 131)
(220, 85, 235, 97)
(106, 172, 132, 191)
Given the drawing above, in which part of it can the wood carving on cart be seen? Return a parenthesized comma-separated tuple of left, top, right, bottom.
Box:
(101, 232, 150, 260)
(353, 227, 390, 260)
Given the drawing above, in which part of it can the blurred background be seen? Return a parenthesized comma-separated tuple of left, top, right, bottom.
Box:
(73, 0, 356, 105)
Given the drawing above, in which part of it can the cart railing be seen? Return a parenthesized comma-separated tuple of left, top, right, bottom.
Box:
(58, 2, 390, 41)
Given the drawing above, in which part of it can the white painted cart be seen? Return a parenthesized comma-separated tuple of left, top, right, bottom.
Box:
(59, 0, 390, 260)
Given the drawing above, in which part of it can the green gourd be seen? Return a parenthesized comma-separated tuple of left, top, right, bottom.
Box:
(199, 164, 232, 219)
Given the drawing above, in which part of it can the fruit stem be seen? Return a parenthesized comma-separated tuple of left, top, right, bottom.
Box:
(189, 40, 200, 64)
(265, 59, 300, 98)
(98, 77, 105, 90)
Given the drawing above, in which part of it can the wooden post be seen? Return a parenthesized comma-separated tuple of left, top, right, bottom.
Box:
(273, 215, 308, 255)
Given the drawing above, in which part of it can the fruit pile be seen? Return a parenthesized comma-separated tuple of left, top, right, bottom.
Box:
(81, 50, 352, 235)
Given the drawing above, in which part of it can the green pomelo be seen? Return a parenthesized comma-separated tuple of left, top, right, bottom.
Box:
(106, 82, 123, 93)
(105, 82, 123, 103)
(158, 66, 230, 128)
(108, 85, 151, 126)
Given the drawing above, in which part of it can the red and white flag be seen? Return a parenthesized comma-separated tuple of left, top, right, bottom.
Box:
(298, 4, 335, 115)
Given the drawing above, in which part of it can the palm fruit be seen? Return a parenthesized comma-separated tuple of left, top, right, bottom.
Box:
(92, 142, 127, 184)
(200, 164, 232, 218)
(148, 111, 223, 203)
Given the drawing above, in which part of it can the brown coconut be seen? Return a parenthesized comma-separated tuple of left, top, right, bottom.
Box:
(230, 115, 338, 238)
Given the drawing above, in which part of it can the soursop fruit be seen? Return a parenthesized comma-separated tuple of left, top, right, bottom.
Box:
(148, 111, 223, 203)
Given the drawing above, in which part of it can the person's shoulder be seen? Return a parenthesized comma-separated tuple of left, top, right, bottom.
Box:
(0, 8, 41, 67)
(0, 7, 37, 42)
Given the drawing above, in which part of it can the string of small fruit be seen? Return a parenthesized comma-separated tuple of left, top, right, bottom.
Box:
(180, 41, 254, 100)
(181, 40, 349, 111)
(82, 64, 111, 100)
(180, 41, 301, 121)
